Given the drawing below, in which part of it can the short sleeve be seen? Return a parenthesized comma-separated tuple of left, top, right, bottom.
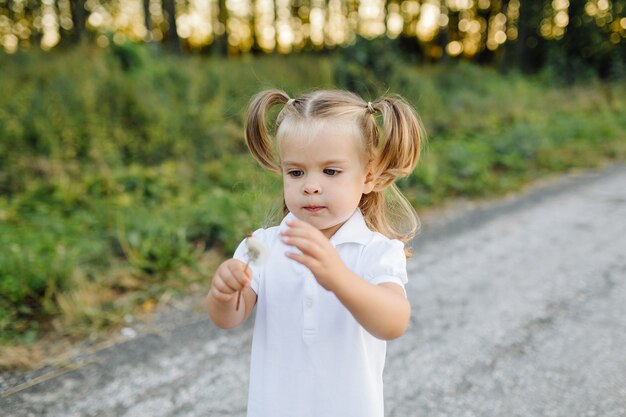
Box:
(232, 228, 270, 295)
(362, 238, 408, 289)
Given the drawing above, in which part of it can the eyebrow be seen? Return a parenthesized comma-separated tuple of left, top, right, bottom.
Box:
(282, 159, 349, 166)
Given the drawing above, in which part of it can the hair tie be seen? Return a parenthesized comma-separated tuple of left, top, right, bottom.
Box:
(367, 102, 375, 113)
(287, 98, 295, 106)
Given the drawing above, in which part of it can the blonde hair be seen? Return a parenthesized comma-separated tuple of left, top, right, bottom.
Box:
(245, 89, 425, 256)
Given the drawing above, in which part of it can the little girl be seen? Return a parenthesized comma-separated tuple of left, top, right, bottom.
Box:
(207, 89, 425, 417)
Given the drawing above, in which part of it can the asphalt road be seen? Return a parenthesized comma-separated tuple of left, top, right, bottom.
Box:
(2, 165, 625, 417)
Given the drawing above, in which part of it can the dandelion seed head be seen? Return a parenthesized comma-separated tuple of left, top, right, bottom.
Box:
(246, 236, 267, 265)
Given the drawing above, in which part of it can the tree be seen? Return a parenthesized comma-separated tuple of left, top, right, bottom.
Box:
(554, 0, 623, 79)
(213, 0, 228, 56)
(509, 0, 548, 72)
(162, 0, 180, 52)
(142, 0, 151, 40)
(69, 0, 86, 43)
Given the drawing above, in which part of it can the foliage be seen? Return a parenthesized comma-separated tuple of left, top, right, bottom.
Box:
(2, 0, 625, 82)
(0, 45, 624, 351)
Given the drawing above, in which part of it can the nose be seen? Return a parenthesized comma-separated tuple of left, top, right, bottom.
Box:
(303, 183, 321, 194)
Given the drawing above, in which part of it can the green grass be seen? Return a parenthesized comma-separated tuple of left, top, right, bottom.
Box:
(0, 43, 624, 359)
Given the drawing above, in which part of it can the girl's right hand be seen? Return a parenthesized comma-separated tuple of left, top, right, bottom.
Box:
(209, 259, 252, 303)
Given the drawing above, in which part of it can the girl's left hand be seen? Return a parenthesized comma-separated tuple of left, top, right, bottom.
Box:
(281, 219, 348, 292)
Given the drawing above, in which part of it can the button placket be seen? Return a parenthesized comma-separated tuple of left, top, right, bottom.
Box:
(302, 271, 317, 336)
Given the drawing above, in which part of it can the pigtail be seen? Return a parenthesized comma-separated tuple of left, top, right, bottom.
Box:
(360, 96, 426, 256)
(245, 89, 291, 174)
(370, 96, 424, 190)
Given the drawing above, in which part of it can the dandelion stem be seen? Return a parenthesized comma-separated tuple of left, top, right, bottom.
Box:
(236, 262, 250, 311)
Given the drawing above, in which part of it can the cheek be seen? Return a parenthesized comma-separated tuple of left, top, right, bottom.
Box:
(282, 179, 297, 202)
(345, 174, 368, 194)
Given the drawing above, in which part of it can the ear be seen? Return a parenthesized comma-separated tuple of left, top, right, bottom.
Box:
(362, 171, 376, 195)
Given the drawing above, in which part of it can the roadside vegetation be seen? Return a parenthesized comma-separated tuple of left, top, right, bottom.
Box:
(1, 42, 624, 369)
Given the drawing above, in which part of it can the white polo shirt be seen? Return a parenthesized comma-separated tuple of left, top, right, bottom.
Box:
(233, 210, 408, 417)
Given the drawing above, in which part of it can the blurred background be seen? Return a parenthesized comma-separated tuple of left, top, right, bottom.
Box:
(0, 0, 624, 369)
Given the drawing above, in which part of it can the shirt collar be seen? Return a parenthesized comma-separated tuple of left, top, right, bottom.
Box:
(280, 210, 373, 246)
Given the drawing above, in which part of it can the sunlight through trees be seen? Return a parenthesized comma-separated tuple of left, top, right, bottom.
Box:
(0, 0, 624, 74)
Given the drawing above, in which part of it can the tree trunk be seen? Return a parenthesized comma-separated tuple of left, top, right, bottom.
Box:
(438, 2, 449, 62)
(69, 0, 86, 43)
(162, 0, 180, 52)
(496, 0, 510, 71)
(513, 0, 547, 72)
(213, 0, 228, 56)
(143, 0, 151, 40)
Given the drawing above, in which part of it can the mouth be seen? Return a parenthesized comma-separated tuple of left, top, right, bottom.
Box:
(303, 206, 325, 213)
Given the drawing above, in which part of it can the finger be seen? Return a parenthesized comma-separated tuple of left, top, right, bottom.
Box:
(210, 286, 228, 301)
(284, 219, 320, 235)
(226, 262, 252, 288)
(281, 230, 321, 245)
(282, 236, 322, 257)
(285, 218, 306, 228)
(217, 266, 244, 293)
(210, 282, 240, 301)
(285, 251, 305, 265)
(212, 278, 237, 296)
(285, 251, 318, 271)
(242, 265, 253, 281)
(282, 224, 326, 245)
(283, 224, 335, 250)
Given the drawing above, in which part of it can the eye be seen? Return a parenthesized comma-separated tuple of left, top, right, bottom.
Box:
(287, 169, 303, 178)
(323, 168, 340, 176)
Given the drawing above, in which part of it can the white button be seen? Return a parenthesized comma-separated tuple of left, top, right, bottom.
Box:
(305, 298, 313, 308)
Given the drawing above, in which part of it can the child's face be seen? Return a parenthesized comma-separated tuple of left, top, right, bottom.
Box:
(279, 120, 375, 239)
